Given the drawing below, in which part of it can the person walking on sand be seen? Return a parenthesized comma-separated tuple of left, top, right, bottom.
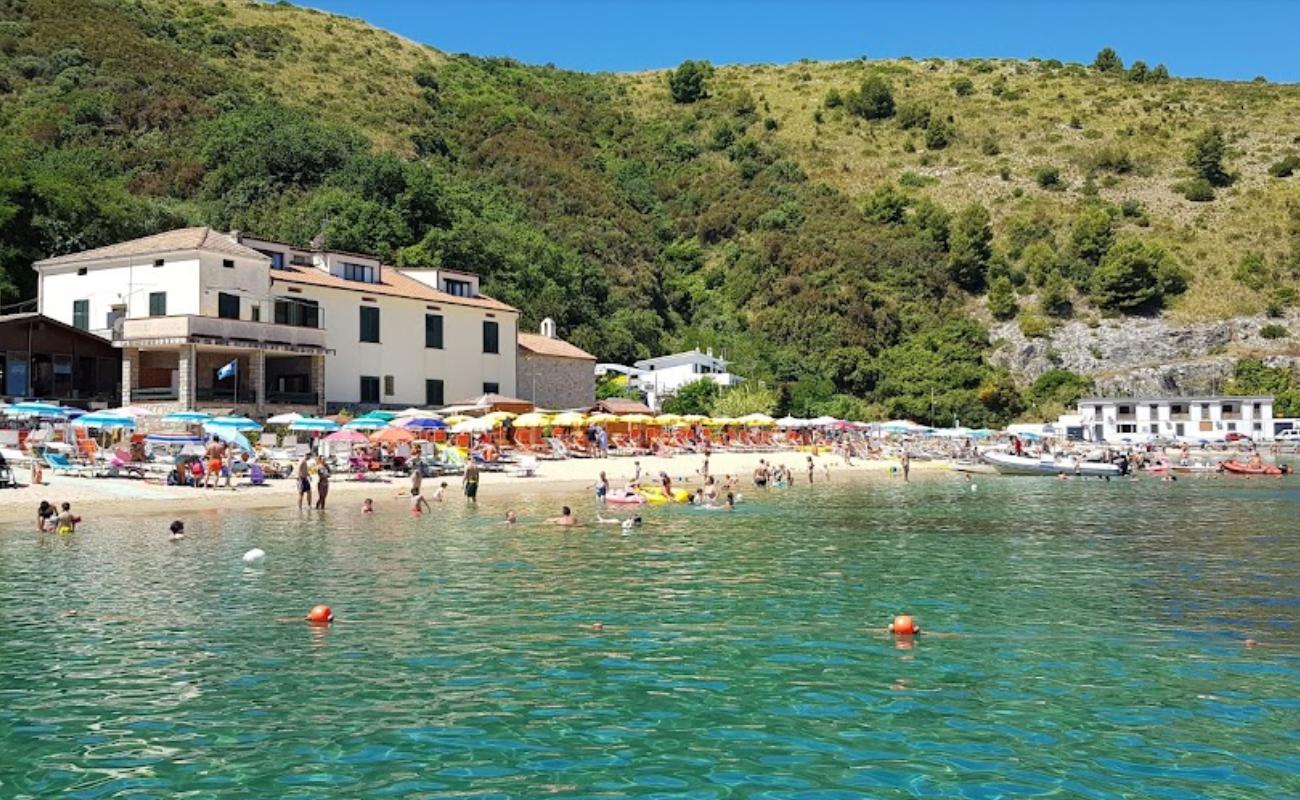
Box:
(463, 461, 480, 503)
(296, 454, 313, 511)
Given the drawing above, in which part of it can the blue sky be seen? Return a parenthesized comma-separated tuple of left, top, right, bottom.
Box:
(302, 1, 1298, 82)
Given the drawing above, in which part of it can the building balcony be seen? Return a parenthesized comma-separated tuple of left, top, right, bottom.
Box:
(115, 315, 326, 353)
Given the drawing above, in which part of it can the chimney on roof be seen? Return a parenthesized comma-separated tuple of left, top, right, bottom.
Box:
(540, 317, 556, 339)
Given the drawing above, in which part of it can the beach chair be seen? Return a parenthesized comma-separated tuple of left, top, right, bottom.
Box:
(43, 452, 96, 478)
(511, 456, 539, 478)
(0, 451, 15, 488)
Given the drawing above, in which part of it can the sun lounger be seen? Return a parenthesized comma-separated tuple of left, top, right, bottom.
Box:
(511, 456, 539, 478)
(43, 452, 97, 478)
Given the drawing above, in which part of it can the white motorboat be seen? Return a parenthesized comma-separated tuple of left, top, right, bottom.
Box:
(982, 451, 1121, 477)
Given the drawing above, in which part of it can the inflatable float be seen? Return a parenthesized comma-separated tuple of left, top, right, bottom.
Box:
(1220, 460, 1284, 476)
(605, 488, 647, 505)
(637, 486, 691, 504)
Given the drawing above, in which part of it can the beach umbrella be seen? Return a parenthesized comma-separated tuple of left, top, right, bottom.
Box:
(451, 417, 494, 434)
(808, 415, 838, 427)
(324, 428, 368, 443)
(206, 424, 253, 453)
(163, 411, 212, 424)
(395, 407, 440, 418)
(443, 414, 469, 425)
(6, 401, 71, 418)
(776, 416, 803, 428)
(653, 413, 683, 426)
(619, 413, 653, 424)
(587, 411, 617, 422)
(72, 412, 135, 429)
(482, 411, 518, 424)
(395, 417, 447, 431)
(513, 412, 551, 428)
(740, 413, 776, 427)
(358, 410, 399, 422)
(266, 411, 305, 425)
(553, 411, 587, 427)
(289, 417, 340, 433)
(207, 416, 262, 432)
(344, 417, 388, 431)
(968, 429, 996, 439)
(371, 426, 416, 444)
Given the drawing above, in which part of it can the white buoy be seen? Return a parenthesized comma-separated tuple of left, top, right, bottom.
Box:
(971, 484, 977, 492)
(242, 548, 266, 564)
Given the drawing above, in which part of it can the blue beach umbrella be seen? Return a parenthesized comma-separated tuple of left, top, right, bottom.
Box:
(344, 417, 388, 431)
(288, 417, 340, 433)
(205, 423, 254, 453)
(72, 412, 136, 430)
(6, 401, 71, 418)
(206, 416, 262, 432)
(163, 411, 212, 424)
(146, 432, 203, 446)
(397, 417, 447, 431)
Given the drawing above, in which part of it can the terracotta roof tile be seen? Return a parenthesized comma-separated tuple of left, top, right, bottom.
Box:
(34, 227, 269, 267)
(517, 332, 595, 360)
(270, 265, 517, 313)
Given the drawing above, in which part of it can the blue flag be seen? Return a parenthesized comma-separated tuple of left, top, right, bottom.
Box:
(217, 359, 237, 381)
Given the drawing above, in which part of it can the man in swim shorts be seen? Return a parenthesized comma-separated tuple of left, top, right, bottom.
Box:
(462, 462, 480, 503)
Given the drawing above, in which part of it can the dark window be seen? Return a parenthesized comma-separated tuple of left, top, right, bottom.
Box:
(148, 292, 167, 317)
(483, 382, 500, 394)
(359, 306, 380, 343)
(360, 376, 380, 404)
(222, 258, 234, 269)
(290, 253, 312, 266)
(217, 292, 240, 320)
(153, 258, 164, 267)
(384, 375, 395, 396)
(274, 298, 319, 328)
(443, 278, 472, 297)
(72, 300, 89, 331)
(77, 267, 87, 276)
(341, 262, 376, 283)
(482, 320, 499, 354)
(425, 314, 444, 349)
(250, 305, 260, 322)
(425, 379, 444, 407)
(256, 249, 285, 269)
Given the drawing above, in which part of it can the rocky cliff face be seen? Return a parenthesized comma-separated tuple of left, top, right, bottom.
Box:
(990, 312, 1300, 395)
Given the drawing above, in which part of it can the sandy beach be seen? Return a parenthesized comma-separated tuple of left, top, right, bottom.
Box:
(0, 450, 940, 524)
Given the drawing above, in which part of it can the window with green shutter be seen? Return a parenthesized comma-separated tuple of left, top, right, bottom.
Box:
(72, 300, 89, 330)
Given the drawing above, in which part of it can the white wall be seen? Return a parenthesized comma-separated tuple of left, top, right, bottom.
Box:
(38, 254, 203, 334)
(282, 282, 517, 406)
(196, 253, 272, 321)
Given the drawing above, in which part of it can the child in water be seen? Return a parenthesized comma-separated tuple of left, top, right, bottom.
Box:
(169, 520, 185, 540)
(362, 498, 374, 514)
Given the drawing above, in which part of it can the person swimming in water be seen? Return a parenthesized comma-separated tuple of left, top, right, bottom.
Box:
(504, 510, 518, 525)
(547, 506, 579, 527)
(169, 520, 185, 540)
(362, 498, 374, 514)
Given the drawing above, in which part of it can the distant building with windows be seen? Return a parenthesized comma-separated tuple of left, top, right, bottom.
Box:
(1076, 395, 1275, 442)
(594, 349, 743, 410)
(32, 227, 521, 414)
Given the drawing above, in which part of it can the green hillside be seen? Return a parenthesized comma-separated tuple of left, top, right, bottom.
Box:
(3, 0, 1300, 422)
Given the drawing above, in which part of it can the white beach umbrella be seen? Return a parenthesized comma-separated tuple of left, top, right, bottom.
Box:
(266, 412, 306, 426)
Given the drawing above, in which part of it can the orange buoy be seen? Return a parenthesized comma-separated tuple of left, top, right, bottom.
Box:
(889, 614, 918, 635)
(307, 604, 334, 624)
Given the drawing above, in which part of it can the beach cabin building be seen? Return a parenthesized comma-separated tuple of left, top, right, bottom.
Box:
(32, 227, 518, 416)
(517, 318, 596, 410)
(629, 349, 743, 410)
(1076, 395, 1275, 442)
(0, 312, 121, 407)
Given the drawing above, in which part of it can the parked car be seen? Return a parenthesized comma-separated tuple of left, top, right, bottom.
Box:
(1275, 428, 1300, 441)
(1225, 432, 1253, 443)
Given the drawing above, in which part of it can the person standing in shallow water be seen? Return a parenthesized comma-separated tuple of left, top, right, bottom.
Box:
(463, 461, 480, 504)
(900, 451, 910, 482)
(296, 454, 313, 510)
(314, 460, 330, 510)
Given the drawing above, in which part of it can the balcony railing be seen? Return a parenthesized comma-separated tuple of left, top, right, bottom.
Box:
(116, 316, 326, 351)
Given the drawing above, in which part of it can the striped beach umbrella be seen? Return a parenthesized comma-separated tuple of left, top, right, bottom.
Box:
(163, 411, 212, 424)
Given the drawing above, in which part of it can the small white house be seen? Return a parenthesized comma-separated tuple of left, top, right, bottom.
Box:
(630, 349, 743, 410)
(1076, 396, 1275, 442)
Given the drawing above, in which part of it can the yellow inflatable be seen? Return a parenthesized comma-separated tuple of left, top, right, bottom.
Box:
(637, 486, 690, 504)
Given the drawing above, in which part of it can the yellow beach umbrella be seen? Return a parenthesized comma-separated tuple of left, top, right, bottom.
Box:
(706, 417, 735, 426)
(513, 412, 551, 428)
(619, 413, 653, 424)
(587, 411, 616, 422)
(443, 415, 469, 425)
(740, 413, 776, 427)
(680, 414, 708, 423)
(653, 413, 683, 426)
(552, 411, 587, 427)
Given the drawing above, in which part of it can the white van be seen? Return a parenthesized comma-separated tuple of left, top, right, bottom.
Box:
(1276, 428, 1300, 441)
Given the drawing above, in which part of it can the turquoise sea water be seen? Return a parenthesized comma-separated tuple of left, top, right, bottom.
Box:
(2, 475, 1299, 798)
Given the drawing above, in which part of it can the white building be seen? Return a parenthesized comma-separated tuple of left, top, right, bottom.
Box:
(1076, 395, 1275, 442)
(612, 349, 743, 410)
(33, 227, 518, 415)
